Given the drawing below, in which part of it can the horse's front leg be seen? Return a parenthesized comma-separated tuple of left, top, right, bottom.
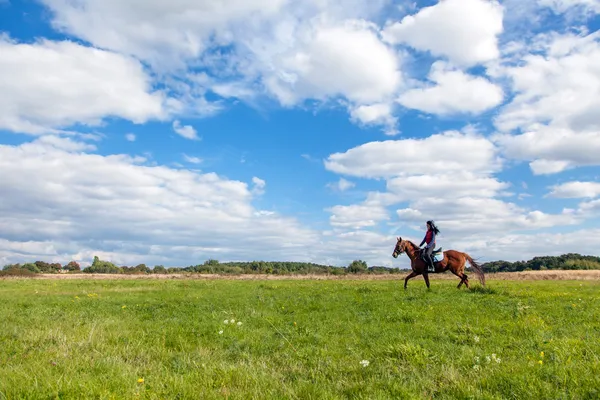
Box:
(404, 271, 418, 289)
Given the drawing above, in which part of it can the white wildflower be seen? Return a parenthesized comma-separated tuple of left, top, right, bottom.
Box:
(218, 330, 223, 335)
(237, 321, 242, 326)
(360, 360, 370, 368)
(230, 319, 235, 324)
(224, 320, 229, 324)
(473, 364, 480, 371)
(473, 335, 480, 343)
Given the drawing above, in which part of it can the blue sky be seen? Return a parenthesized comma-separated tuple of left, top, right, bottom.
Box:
(1, 0, 600, 268)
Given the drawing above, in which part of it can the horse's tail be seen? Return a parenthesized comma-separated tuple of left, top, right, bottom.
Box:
(465, 253, 486, 286)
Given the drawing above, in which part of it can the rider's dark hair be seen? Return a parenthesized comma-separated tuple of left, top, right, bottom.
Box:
(427, 220, 440, 235)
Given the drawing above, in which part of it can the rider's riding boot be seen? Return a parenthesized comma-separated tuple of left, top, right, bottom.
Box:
(429, 259, 435, 272)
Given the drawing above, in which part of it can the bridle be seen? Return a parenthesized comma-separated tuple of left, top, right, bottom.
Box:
(392, 238, 405, 258)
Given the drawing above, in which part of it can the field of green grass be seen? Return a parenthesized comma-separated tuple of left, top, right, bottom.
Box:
(1, 278, 599, 399)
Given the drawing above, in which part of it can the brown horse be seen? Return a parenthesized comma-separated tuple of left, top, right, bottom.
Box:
(392, 237, 485, 289)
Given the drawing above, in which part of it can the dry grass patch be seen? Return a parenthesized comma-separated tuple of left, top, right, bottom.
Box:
(2, 269, 598, 281)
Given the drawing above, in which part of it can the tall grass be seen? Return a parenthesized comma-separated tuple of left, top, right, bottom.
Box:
(1, 279, 599, 399)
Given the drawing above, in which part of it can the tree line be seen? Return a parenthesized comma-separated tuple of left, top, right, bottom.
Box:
(2, 253, 600, 277)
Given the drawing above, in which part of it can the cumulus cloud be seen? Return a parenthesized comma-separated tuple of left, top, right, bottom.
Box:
(327, 204, 389, 229)
(349, 103, 399, 135)
(37, 0, 400, 132)
(395, 197, 580, 236)
(547, 181, 600, 198)
(324, 127, 585, 260)
(125, 133, 136, 142)
(261, 20, 403, 107)
(324, 130, 502, 179)
(0, 137, 319, 266)
(488, 30, 600, 174)
(172, 120, 200, 140)
(493, 30, 600, 133)
(183, 154, 202, 164)
(493, 126, 600, 174)
(451, 228, 600, 262)
(0, 36, 167, 134)
(537, 0, 600, 15)
(40, 0, 289, 68)
(327, 178, 356, 192)
(3, 0, 599, 268)
(397, 61, 504, 115)
(386, 172, 511, 201)
(382, 0, 504, 66)
(252, 177, 266, 195)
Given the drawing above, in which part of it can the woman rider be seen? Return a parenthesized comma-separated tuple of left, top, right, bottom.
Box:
(419, 220, 440, 271)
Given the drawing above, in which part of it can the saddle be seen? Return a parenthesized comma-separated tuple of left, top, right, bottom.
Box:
(420, 247, 443, 256)
(420, 247, 444, 272)
(419, 247, 443, 262)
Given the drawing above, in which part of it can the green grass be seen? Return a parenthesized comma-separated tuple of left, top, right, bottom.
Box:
(1, 278, 599, 399)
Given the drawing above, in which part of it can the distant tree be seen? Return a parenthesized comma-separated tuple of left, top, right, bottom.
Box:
(22, 263, 41, 273)
(49, 263, 63, 273)
(83, 256, 121, 274)
(347, 260, 368, 274)
(133, 264, 150, 274)
(63, 261, 81, 272)
(153, 265, 167, 274)
(34, 261, 52, 273)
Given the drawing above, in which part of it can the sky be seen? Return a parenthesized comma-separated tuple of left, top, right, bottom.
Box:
(1, 0, 600, 269)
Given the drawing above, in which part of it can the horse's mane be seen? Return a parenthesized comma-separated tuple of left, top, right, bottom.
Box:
(402, 238, 419, 249)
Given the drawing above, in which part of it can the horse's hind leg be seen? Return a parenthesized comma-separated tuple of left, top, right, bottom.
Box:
(423, 272, 431, 289)
(450, 270, 469, 289)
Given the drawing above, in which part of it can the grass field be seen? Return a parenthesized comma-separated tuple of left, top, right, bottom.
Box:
(1, 276, 599, 399)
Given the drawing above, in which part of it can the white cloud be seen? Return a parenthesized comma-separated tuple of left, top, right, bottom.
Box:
(453, 228, 600, 262)
(349, 103, 399, 135)
(40, 0, 290, 69)
(323, 125, 588, 258)
(579, 198, 600, 214)
(493, 31, 600, 133)
(183, 154, 202, 164)
(397, 61, 504, 115)
(386, 172, 511, 201)
(327, 178, 356, 192)
(38, 0, 401, 132)
(395, 197, 580, 236)
(0, 137, 320, 266)
(324, 130, 502, 179)
(172, 120, 199, 140)
(548, 181, 600, 198)
(487, 31, 600, 174)
(261, 19, 403, 107)
(538, 0, 600, 15)
(125, 133, 136, 142)
(327, 203, 389, 229)
(382, 0, 504, 66)
(252, 177, 266, 195)
(493, 126, 600, 174)
(0, 36, 167, 134)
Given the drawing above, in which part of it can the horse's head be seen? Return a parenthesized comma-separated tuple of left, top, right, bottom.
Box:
(392, 237, 406, 258)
